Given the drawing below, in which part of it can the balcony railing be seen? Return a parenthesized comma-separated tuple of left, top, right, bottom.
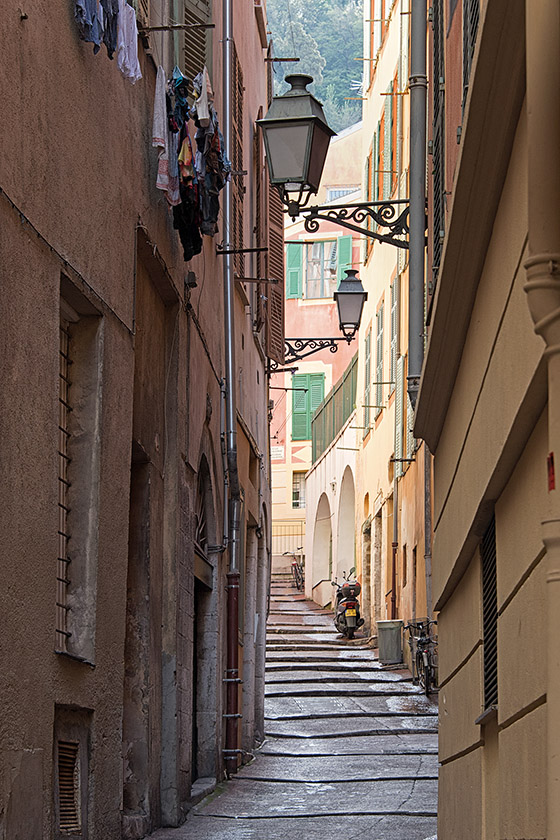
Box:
(312, 353, 357, 464)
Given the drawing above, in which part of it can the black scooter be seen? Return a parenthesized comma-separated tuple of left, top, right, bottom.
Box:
(332, 568, 365, 639)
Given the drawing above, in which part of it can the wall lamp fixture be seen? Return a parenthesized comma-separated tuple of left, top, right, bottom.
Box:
(257, 74, 410, 249)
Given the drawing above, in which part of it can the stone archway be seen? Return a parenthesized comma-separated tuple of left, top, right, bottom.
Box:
(336, 466, 356, 580)
(311, 493, 333, 607)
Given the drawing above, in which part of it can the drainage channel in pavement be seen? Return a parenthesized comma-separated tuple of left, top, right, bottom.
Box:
(150, 573, 438, 840)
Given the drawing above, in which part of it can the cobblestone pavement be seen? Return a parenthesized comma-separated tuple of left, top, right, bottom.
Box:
(150, 575, 438, 840)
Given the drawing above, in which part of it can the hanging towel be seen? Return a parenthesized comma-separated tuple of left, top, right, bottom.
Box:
(117, 0, 142, 83)
(152, 65, 167, 149)
(193, 67, 211, 127)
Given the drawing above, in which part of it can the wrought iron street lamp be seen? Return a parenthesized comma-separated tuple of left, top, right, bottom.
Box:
(269, 269, 367, 372)
(258, 74, 410, 248)
(335, 269, 368, 340)
(259, 74, 405, 372)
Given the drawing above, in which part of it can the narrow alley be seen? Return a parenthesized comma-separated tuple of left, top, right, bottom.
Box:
(152, 571, 438, 839)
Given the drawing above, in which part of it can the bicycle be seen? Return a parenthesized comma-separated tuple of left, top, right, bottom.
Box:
(283, 548, 304, 591)
(404, 619, 438, 697)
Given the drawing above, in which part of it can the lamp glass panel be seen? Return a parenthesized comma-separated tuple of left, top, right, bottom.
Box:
(337, 293, 366, 328)
(264, 123, 312, 183)
(307, 124, 332, 191)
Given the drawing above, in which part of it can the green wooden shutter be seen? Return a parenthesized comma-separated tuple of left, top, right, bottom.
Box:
(292, 373, 309, 440)
(336, 235, 353, 286)
(364, 330, 371, 433)
(375, 304, 384, 415)
(310, 373, 325, 417)
(395, 355, 404, 477)
(375, 123, 381, 200)
(383, 83, 393, 198)
(406, 391, 416, 459)
(390, 279, 398, 392)
(286, 242, 303, 299)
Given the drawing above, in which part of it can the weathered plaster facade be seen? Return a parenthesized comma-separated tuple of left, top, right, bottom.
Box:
(415, 0, 559, 836)
(0, 2, 276, 837)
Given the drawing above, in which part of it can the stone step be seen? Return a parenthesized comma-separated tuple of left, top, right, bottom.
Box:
(193, 777, 438, 819)
(235, 752, 438, 783)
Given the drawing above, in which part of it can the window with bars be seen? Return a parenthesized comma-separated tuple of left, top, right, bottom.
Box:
(462, 0, 480, 115)
(375, 303, 384, 417)
(56, 282, 102, 663)
(183, 0, 211, 88)
(482, 514, 498, 709)
(292, 472, 306, 509)
(57, 317, 73, 652)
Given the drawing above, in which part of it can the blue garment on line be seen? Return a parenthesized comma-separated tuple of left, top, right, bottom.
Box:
(75, 0, 104, 52)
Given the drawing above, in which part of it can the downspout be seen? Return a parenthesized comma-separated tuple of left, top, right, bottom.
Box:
(408, 0, 432, 624)
(522, 1, 560, 835)
(222, 0, 242, 777)
(407, 0, 427, 409)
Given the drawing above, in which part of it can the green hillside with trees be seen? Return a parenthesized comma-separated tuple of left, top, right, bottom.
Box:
(266, 0, 363, 133)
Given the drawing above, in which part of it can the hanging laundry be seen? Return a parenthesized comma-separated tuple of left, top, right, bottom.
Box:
(192, 67, 213, 128)
(153, 67, 182, 205)
(117, 0, 142, 83)
(194, 104, 231, 236)
(75, 0, 104, 52)
(100, 0, 119, 59)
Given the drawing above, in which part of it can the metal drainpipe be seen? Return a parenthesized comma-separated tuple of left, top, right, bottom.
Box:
(222, 0, 242, 777)
(407, 0, 427, 409)
(523, 1, 560, 834)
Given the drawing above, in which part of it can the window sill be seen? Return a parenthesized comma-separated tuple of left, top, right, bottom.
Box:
(55, 649, 95, 668)
(475, 705, 497, 726)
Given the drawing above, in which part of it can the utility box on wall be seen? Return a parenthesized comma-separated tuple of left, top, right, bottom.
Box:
(377, 619, 403, 664)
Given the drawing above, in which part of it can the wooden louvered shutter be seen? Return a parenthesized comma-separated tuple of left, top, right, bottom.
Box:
(254, 108, 265, 332)
(390, 278, 398, 392)
(482, 514, 498, 709)
(184, 0, 210, 85)
(286, 242, 303, 298)
(364, 329, 371, 433)
(375, 303, 384, 415)
(394, 355, 404, 477)
(309, 373, 325, 418)
(292, 374, 309, 441)
(231, 43, 244, 279)
(383, 82, 393, 199)
(432, 0, 445, 290)
(336, 236, 353, 286)
(135, 0, 150, 26)
(265, 176, 285, 365)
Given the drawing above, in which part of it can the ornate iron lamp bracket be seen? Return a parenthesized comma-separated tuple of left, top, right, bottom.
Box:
(300, 199, 410, 249)
(268, 336, 352, 373)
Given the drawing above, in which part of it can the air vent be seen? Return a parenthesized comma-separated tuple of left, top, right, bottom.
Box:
(58, 740, 81, 833)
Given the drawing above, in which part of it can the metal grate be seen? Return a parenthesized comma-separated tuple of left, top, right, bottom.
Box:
(57, 320, 72, 651)
(482, 513, 498, 708)
(58, 740, 81, 833)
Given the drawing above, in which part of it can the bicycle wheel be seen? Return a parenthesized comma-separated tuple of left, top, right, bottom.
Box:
(296, 565, 304, 591)
(416, 650, 427, 693)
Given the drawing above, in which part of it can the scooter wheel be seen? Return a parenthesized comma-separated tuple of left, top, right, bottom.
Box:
(346, 627, 355, 639)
